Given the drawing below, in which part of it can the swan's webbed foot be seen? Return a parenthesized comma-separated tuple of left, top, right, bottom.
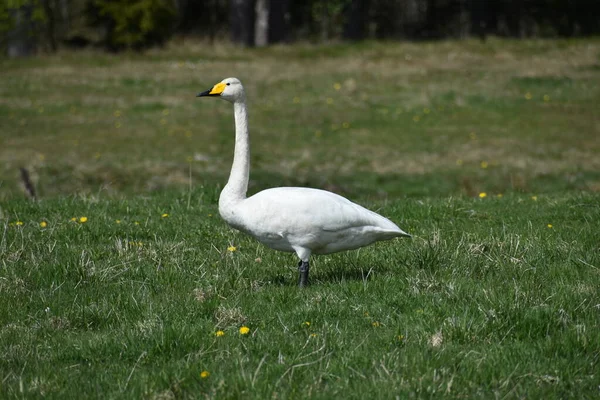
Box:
(298, 260, 310, 288)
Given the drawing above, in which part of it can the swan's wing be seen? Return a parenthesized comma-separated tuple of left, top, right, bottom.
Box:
(241, 187, 409, 236)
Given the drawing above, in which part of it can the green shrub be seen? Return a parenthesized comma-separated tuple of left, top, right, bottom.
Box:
(94, 0, 176, 49)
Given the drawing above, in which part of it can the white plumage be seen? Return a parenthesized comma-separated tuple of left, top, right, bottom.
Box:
(197, 77, 410, 286)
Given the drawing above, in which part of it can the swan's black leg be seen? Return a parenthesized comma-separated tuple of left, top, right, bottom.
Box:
(298, 260, 310, 288)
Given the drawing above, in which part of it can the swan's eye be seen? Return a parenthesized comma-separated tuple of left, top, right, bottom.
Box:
(226, 83, 230, 86)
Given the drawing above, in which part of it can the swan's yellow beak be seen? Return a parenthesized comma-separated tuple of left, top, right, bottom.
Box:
(197, 82, 226, 97)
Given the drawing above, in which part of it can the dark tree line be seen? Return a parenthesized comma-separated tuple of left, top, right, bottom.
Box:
(2, 0, 599, 56)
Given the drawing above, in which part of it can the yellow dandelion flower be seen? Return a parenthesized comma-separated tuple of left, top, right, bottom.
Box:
(333, 82, 342, 90)
(186, 156, 193, 162)
(134, 221, 140, 225)
(412, 115, 420, 122)
(114, 110, 121, 117)
(38, 107, 44, 114)
(547, 224, 553, 229)
(496, 193, 503, 198)
(161, 213, 169, 218)
(215, 330, 225, 337)
(531, 196, 538, 201)
(115, 121, 122, 129)
(40, 221, 47, 228)
(227, 246, 237, 252)
(293, 96, 300, 104)
(310, 333, 318, 338)
(70, 217, 77, 222)
(479, 192, 487, 199)
(397, 335, 405, 341)
(342, 122, 350, 129)
(239, 326, 250, 335)
(115, 219, 121, 224)
(79, 217, 88, 223)
(525, 92, 532, 100)
(15, 221, 24, 226)
(480, 161, 488, 169)
(364, 311, 369, 316)
(456, 159, 463, 166)
(372, 321, 381, 327)
(543, 94, 550, 102)
(208, 214, 213, 217)
(303, 321, 311, 327)
(200, 370, 210, 379)
(423, 108, 431, 114)
(162, 109, 170, 116)
(326, 98, 334, 105)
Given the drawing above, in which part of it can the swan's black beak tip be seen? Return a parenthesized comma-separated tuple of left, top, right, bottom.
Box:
(196, 90, 211, 97)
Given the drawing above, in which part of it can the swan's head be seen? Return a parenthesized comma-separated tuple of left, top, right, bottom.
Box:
(197, 77, 245, 103)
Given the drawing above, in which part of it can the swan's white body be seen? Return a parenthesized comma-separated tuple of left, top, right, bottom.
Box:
(198, 78, 410, 282)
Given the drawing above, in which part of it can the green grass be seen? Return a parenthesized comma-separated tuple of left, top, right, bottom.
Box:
(1, 38, 600, 398)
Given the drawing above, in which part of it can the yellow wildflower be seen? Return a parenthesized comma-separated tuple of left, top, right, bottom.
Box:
(200, 370, 210, 379)
(469, 132, 477, 140)
(496, 193, 503, 198)
(134, 221, 140, 225)
(227, 246, 237, 252)
(239, 326, 250, 335)
(79, 217, 88, 223)
(531, 196, 538, 201)
(293, 96, 300, 104)
(215, 330, 225, 337)
(161, 213, 169, 218)
(525, 92, 532, 100)
(70, 217, 77, 222)
(480, 161, 488, 169)
(547, 224, 553, 229)
(40, 221, 47, 228)
(333, 82, 341, 90)
(114, 110, 121, 117)
(397, 335, 405, 341)
(543, 94, 550, 102)
(310, 333, 318, 338)
(456, 159, 463, 166)
(372, 321, 381, 327)
(342, 122, 350, 129)
(185, 131, 192, 138)
(162, 109, 170, 116)
(115, 121, 122, 129)
(423, 108, 431, 114)
(315, 130, 322, 137)
(15, 221, 24, 226)
(479, 192, 487, 199)
(115, 219, 121, 224)
(326, 98, 334, 105)
(412, 115, 420, 122)
(303, 321, 311, 327)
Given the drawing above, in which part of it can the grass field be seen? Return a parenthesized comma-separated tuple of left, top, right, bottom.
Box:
(1, 38, 600, 398)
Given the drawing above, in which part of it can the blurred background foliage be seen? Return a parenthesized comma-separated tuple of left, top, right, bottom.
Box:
(1, 0, 599, 55)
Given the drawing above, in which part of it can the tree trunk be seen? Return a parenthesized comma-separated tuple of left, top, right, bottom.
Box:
(230, 0, 256, 46)
(7, 4, 36, 57)
(268, 0, 289, 44)
(255, 0, 268, 47)
(343, 0, 369, 41)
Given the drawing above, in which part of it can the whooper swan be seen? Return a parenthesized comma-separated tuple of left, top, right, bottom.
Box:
(197, 78, 411, 287)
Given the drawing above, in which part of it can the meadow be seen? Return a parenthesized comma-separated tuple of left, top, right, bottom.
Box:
(1, 38, 599, 398)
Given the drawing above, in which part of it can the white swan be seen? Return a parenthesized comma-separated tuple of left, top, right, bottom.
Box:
(197, 77, 410, 287)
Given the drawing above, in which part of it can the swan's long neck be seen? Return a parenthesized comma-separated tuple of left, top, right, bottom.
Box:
(221, 100, 250, 207)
